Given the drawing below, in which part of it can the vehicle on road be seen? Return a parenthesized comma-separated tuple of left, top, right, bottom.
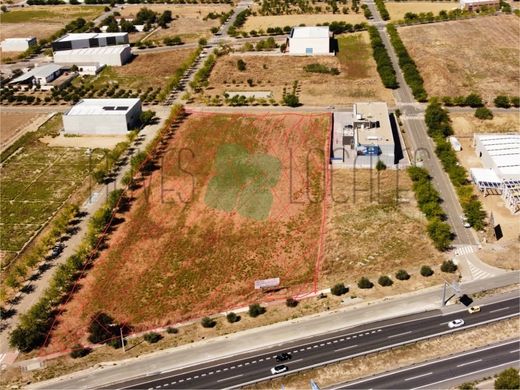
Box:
(51, 243, 64, 257)
(276, 353, 291, 362)
(461, 215, 471, 228)
(270, 365, 288, 374)
(468, 306, 481, 314)
(448, 319, 465, 328)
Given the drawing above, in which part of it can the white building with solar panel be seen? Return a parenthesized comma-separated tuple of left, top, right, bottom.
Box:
(470, 133, 520, 213)
(63, 98, 142, 135)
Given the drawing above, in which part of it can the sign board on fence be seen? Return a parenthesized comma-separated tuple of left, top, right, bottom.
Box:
(254, 277, 280, 289)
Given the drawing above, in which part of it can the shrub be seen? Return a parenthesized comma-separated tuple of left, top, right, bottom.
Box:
(510, 96, 520, 107)
(70, 344, 91, 359)
(420, 265, 434, 277)
(286, 297, 299, 307)
(376, 160, 386, 171)
(378, 275, 393, 287)
(474, 107, 493, 120)
(249, 303, 266, 318)
(494, 368, 519, 390)
(144, 332, 162, 343)
(395, 269, 410, 280)
(201, 316, 216, 328)
(88, 312, 117, 345)
(357, 277, 374, 289)
(331, 283, 349, 296)
(303, 63, 340, 75)
(283, 93, 300, 107)
(464, 93, 483, 107)
(166, 327, 178, 334)
(494, 95, 511, 108)
(108, 338, 124, 349)
(237, 59, 246, 71)
(198, 37, 207, 46)
(440, 260, 458, 273)
(226, 312, 240, 323)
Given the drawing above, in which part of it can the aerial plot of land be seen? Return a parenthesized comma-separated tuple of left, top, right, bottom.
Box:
(398, 15, 520, 97)
(206, 32, 394, 105)
(322, 169, 445, 294)
(46, 112, 330, 351)
(242, 13, 366, 31)
(0, 6, 104, 43)
(385, 1, 458, 20)
(119, 4, 232, 43)
(0, 112, 43, 150)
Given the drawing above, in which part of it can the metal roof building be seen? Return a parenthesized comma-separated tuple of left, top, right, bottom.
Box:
(1, 37, 37, 52)
(9, 63, 63, 86)
(53, 45, 132, 66)
(63, 98, 142, 135)
(471, 133, 520, 213)
(52, 32, 129, 52)
(287, 26, 332, 55)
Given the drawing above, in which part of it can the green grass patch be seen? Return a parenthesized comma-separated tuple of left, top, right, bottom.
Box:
(1, 6, 103, 23)
(337, 34, 371, 79)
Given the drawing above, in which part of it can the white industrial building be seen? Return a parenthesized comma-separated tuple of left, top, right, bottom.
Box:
(52, 32, 129, 52)
(63, 98, 142, 135)
(459, 0, 499, 10)
(470, 133, 520, 213)
(1, 37, 37, 52)
(9, 63, 64, 89)
(331, 102, 402, 168)
(286, 26, 332, 55)
(53, 45, 132, 67)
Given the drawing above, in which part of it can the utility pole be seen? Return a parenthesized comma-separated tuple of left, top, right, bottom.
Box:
(120, 327, 125, 353)
(441, 279, 461, 306)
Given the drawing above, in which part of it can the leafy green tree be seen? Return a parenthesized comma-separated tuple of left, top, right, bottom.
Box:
(427, 218, 452, 251)
(376, 160, 387, 171)
(463, 199, 486, 230)
(494, 95, 511, 108)
(440, 260, 458, 273)
(283, 93, 300, 107)
(420, 265, 434, 277)
(226, 312, 240, 323)
(474, 107, 493, 120)
(378, 275, 393, 286)
(70, 344, 91, 358)
(494, 368, 520, 389)
(395, 269, 410, 280)
(458, 382, 476, 390)
(357, 277, 374, 289)
(87, 312, 117, 344)
(201, 316, 216, 328)
(144, 332, 162, 343)
(510, 96, 520, 107)
(166, 327, 178, 334)
(464, 93, 483, 107)
(198, 37, 208, 46)
(237, 59, 246, 71)
(331, 283, 349, 296)
(249, 303, 266, 317)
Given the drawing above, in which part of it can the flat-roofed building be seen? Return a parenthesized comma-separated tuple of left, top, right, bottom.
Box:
(460, 0, 499, 10)
(286, 26, 332, 55)
(471, 133, 520, 213)
(63, 98, 142, 135)
(1, 37, 37, 52)
(8, 63, 64, 89)
(331, 102, 403, 168)
(53, 45, 132, 66)
(52, 32, 128, 52)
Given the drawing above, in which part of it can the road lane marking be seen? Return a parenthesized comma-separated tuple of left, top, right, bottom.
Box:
(238, 364, 243, 367)
(334, 344, 359, 352)
(388, 331, 412, 339)
(320, 343, 325, 346)
(490, 307, 510, 313)
(252, 360, 257, 364)
(404, 372, 433, 381)
(209, 371, 214, 375)
(194, 376, 198, 379)
(340, 338, 344, 342)
(217, 374, 243, 383)
(327, 341, 332, 344)
(313, 345, 318, 348)
(456, 359, 482, 367)
(510, 349, 520, 354)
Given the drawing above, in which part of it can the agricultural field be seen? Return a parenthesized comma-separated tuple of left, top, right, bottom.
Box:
(205, 32, 394, 105)
(0, 112, 42, 150)
(398, 16, 520, 97)
(0, 6, 104, 43)
(46, 112, 330, 351)
(242, 13, 366, 32)
(0, 115, 104, 258)
(119, 4, 232, 43)
(322, 169, 446, 292)
(385, 1, 458, 20)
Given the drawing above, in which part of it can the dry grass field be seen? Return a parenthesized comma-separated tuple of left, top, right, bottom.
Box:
(322, 169, 445, 290)
(46, 112, 330, 351)
(0, 112, 42, 149)
(0, 6, 103, 42)
(398, 15, 520, 97)
(119, 4, 232, 43)
(206, 32, 394, 105)
(242, 13, 366, 31)
(386, 1, 458, 20)
(450, 112, 520, 137)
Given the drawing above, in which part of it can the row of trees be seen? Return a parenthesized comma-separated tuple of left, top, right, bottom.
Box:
(83, 0, 231, 4)
(408, 166, 452, 250)
(259, 0, 354, 15)
(494, 95, 520, 108)
(303, 63, 340, 75)
(441, 93, 483, 108)
(375, 0, 390, 20)
(190, 54, 216, 92)
(228, 9, 251, 36)
(368, 26, 398, 89)
(398, 7, 497, 26)
(425, 100, 486, 230)
(386, 24, 427, 101)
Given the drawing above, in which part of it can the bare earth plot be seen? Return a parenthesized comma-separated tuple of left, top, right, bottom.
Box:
(119, 4, 232, 43)
(0, 112, 42, 150)
(398, 15, 520, 97)
(45, 113, 330, 352)
(386, 1, 458, 20)
(242, 13, 366, 31)
(0, 6, 103, 42)
(206, 32, 394, 105)
(322, 169, 446, 294)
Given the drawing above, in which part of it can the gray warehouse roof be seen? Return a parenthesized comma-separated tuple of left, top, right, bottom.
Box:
(53, 44, 130, 56)
(9, 63, 63, 84)
(54, 32, 128, 42)
(290, 26, 330, 39)
(66, 98, 140, 116)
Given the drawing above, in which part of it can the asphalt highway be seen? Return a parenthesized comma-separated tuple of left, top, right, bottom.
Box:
(105, 296, 519, 389)
(338, 339, 520, 389)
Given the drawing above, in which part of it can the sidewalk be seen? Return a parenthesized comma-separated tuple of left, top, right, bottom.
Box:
(28, 271, 519, 389)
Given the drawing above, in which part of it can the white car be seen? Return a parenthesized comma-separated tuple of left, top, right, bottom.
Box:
(448, 319, 465, 328)
(270, 365, 288, 375)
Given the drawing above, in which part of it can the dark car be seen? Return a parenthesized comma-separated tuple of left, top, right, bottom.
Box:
(275, 353, 291, 362)
(51, 243, 64, 257)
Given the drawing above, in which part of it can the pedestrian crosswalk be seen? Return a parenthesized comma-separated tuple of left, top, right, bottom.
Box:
(453, 245, 476, 256)
(467, 261, 493, 280)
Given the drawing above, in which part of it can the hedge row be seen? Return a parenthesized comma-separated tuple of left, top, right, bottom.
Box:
(375, 0, 390, 20)
(159, 46, 202, 101)
(407, 166, 452, 251)
(425, 100, 486, 230)
(190, 54, 216, 92)
(368, 26, 398, 89)
(386, 24, 427, 101)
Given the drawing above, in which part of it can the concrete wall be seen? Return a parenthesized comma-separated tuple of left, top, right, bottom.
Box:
(64, 114, 130, 135)
(288, 38, 330, 55)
